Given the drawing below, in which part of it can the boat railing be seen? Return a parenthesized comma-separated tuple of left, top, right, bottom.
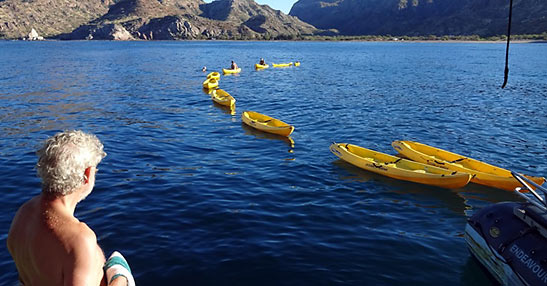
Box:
(512, 171, 547, 211)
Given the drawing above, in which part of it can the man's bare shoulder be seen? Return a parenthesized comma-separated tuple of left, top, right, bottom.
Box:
(63, 222, 106, 285)
(7, 196, 40, 250)
(11, 196, 39, 222)
(62, 221, 98, 250)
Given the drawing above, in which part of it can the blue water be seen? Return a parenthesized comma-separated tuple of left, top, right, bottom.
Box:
(0, 40, 546, 285)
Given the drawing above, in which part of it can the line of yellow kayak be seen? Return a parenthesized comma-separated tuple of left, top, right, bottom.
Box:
(203, 66, 544, 191)
(330, 141, 545, 190)
(202, 67, 295, 138)
(330, 143, 472, 189)
(392, 140, 546, 191)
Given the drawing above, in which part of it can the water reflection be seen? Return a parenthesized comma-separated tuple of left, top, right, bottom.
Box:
(3, 91, 94, 135)
(212, 102, 236, 116)
(332, 158, 526, 216)
(241, 123, 295, 151)
(460, 256, 497, 286)
(222, 73, 240, 77)
(332, 159, 470, 215)
(202, 87, 215, 95)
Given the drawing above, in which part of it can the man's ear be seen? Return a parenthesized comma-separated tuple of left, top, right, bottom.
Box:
(84, 167, 92, 184)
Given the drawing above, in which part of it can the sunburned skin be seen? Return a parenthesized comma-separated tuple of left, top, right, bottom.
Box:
(7, 168, 108, 286)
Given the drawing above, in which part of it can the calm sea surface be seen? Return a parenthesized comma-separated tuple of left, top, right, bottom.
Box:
(0, 40, 546, 285)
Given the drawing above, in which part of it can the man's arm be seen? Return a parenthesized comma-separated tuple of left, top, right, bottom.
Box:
(65, 225, 105, 286)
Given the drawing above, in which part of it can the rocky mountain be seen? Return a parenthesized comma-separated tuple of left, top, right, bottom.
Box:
(0, 0, 114, 39)
(0, 0, 317, 40)
(289, 0, 547, 36)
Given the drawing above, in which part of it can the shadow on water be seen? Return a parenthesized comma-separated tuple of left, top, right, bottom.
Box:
(240, 123, 294, 151)
(332, 159, 471, 215)
(212, 101, 236, 116)
(460, 255, 498, 286)
(222, 73, 241, 77)
(332, 158, 525, 216)
(460, 182, 524, 204)
(202, 87, 215, 95)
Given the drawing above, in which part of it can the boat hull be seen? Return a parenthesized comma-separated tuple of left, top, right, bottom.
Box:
(392, 140, 546, 191)
(202, 78, 218, 89)
(465, 201, 547, 285)
(206, 72, 220, 80)
(241, 111, 294, 137)
(211, 89, 235, 109)
(222, 68, 241, 74)
(330, 143, 471, 189)
(255, 63, 269, 69)
(272, 63, 293, 68)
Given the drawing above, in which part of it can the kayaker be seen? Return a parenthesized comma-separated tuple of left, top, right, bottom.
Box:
(7, 130, 135, 286)
(202, 66, 207, 72)
(231, 60, 238, 70)
(259, 58, 266, 65)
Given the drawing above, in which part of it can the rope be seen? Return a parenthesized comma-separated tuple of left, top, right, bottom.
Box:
(501, 0, 513, 89)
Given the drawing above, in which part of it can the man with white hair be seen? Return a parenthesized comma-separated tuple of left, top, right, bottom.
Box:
(7, 130, 135, 286)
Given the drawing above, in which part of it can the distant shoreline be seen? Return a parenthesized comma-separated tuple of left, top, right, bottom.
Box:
(3, 31, 547, 43)
(3, 34, 547, 44)
(3, 39, 546, 44)
(297, 34, 547, 43)
(365, 40, 546, 44)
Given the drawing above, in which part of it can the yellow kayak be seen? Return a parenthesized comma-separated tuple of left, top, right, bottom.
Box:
(206, 72, 220, 80)
(211, 89, 235, 109)
(294, 62, 300, 67)
(272, 62, 293, 68)
(241, 111, 294, 137)
(202, 78, 218, 89)
(255, 63, 269, 69)
(392, 140, 546, 191)
(222, 68, 241, 74)
(330, 143, 472, 189)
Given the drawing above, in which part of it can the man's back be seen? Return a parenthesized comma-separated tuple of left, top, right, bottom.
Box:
(7, 195, 106, 286)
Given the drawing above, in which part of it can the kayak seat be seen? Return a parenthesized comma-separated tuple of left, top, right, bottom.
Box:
(431, 155, 447, 162)
(364, 157, 374, 162)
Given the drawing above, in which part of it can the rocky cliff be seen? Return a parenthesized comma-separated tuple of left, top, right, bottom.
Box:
(289, 0, 547, 36)
(0, 0, 317, 40)
(0, 0, 114, 39)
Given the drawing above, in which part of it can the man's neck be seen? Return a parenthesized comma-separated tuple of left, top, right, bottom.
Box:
(40, 190, 81, 216)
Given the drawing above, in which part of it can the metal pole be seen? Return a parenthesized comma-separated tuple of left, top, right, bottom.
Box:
(501, 0, 513, 89)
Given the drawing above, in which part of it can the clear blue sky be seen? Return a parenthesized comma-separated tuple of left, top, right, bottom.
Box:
(203, 0, 298, 14)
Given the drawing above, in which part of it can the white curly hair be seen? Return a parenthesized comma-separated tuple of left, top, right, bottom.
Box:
(36, 130, 106, 196)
